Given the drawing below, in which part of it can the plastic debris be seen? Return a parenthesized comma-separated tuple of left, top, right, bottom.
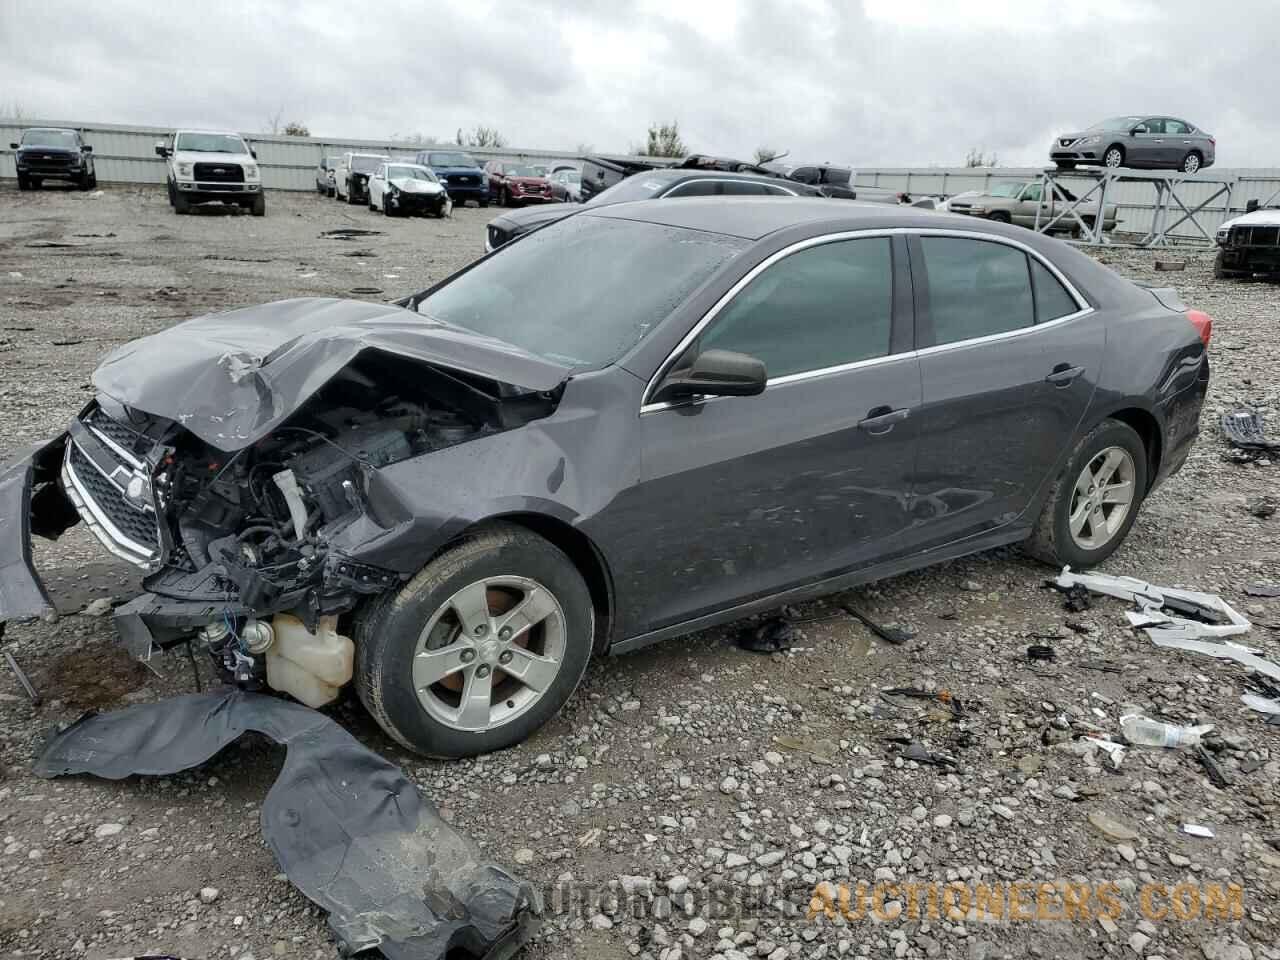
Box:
(35, 691, 542, 959)
(1183, 823, 1215, 838)
(1120, 713, 1213, 748)
(1221, 407, 1280, 452)
(1196, 745, 1232, 789)
(1054, 567, 1252, 643)
(842, 604, 915, 645)
(737, 617, 797, 654)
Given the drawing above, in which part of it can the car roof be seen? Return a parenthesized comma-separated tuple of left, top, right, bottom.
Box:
(582, 197, 979, 240)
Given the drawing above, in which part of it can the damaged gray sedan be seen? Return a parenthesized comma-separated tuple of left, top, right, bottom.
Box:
(1, 199, 1212, 758)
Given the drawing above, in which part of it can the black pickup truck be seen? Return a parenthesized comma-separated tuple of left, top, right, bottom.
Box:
(11, 127, 97, 190)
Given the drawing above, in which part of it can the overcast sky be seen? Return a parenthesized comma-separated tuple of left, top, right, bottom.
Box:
(3, 0, 1277, 168)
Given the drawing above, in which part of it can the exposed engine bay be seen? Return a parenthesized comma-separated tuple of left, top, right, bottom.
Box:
(55, 349, 560, 702)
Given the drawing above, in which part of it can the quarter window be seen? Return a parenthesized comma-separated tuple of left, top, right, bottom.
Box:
(920, 237, 1033, 345)
(695, 238, 894, 379)
(1030, 258, 1080, 322)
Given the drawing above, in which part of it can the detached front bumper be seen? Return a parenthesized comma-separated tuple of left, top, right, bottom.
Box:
(0, 436, 78, 624)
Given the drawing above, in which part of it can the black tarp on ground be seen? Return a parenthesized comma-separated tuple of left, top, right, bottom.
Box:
(35, 690, 541, 959)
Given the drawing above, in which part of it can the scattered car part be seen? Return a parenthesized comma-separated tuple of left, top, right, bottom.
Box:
(736, 616, 797, 654)
(1221, 408, 1280, 452)
(1195, 744, 1232, 789)
(841, 604, 914, 646)
(35, 690, 542, 959)
(1026, 644, 1057, 662)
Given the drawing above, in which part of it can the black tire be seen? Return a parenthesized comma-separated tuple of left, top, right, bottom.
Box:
(1103, 145, 1125, 169)
(251, 193, 265, 217)
(17, 174, 29, 191)
(1181, 151, 1203, 175)
(1024, 418, 1148, 568)
(354, 522, 594, 758)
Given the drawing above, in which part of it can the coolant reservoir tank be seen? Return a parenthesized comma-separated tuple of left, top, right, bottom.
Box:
(266, 614, 355, 708)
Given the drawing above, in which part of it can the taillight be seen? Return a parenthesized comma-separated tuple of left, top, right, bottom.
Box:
(1187, 309, 1212, 346)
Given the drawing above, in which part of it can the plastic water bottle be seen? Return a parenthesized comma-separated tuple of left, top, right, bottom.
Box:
(1120, 714, 1213, 748)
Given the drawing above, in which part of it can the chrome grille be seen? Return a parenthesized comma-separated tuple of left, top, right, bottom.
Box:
(61, 425, 161, 569)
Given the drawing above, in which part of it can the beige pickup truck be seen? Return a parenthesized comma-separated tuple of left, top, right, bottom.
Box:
(947, 179, 1119, 234)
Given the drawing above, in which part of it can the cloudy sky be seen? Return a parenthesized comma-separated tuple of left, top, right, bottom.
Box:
(2, 0, 1277, 167)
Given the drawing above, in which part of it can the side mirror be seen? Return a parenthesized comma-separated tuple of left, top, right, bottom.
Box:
(652, 349, 767, 404)
(83, 145, 93, 153)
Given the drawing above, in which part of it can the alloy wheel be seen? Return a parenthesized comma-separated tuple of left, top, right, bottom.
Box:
(412, 576, 567, 732)
(1067, 446, 1137, 550)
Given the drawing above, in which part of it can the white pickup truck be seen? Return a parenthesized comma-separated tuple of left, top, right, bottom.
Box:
(156, 130, 265, 216)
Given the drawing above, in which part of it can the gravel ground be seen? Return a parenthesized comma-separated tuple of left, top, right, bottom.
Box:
(1, 185, 1278, 960)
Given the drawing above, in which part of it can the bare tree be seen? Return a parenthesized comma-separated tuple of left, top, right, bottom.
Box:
(456, 126, 507, 148)
(638, 121, 687, 158)
(283, 121, 310, 137)
(964, 147, 999, 168)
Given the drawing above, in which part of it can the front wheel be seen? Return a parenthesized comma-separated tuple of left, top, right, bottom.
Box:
(354, 523, 594, 758)
(1024, 419, 1148, 568)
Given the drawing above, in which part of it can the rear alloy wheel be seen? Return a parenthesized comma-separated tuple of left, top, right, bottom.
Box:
(1181, 151, 1202, 175)
(1025, 419, 1147, 568)
(1103, 146, 1124, 169)
(355, 523, 593, 758)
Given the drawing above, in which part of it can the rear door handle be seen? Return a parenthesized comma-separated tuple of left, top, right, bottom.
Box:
(858, 406, 910, 435)
(1046, 364, 1085, 386)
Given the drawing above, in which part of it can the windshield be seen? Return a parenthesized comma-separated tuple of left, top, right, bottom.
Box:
(21, 129, 78, 148)
(989, 181, 1027, 198)
(351, 155, 385, 173)
(417, 215, 746, 368)
(1087, 116, 1143, 132)
(388, 165, 437, 182)
(427, 152, 477, 168)
(175, 132, 248, 153)
(586, 174, 669, 205)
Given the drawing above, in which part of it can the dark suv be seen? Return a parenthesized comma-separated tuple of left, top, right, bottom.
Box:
(415, 150, 488, 207)
(11, 128, 97, 190)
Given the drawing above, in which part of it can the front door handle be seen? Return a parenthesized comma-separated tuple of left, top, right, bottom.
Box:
(1046, 363, 1086, 386)
(858, 406, 910, 435)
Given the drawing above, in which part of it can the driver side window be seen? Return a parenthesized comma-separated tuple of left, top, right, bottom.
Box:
(694, 238, 894, 380)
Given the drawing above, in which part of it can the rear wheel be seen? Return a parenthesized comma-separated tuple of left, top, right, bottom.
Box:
(1024, 419, 1148, 568)
(1103, 146, 1125, 169)
(354, 523, 594, 758)
(1181, 151, 1203, 175)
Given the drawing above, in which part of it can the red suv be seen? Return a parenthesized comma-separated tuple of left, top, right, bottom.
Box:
(484, 160, 554, 206)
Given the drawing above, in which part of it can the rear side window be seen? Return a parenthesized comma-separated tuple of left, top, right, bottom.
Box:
(1030, 258, 1079, 322)
(696, 238, 894, 378)
(664, 180, 720, 198)
(920, 237, 1033, 345)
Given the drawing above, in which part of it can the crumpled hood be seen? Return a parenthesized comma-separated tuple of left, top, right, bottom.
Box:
(92, 297, 570, 451)
(1219, 208, 1280, 231)
(390, 176, 445, 194)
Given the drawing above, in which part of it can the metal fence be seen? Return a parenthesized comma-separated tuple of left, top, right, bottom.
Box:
(0, 117, 655, 192)
(856, 167, 1280, 240)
